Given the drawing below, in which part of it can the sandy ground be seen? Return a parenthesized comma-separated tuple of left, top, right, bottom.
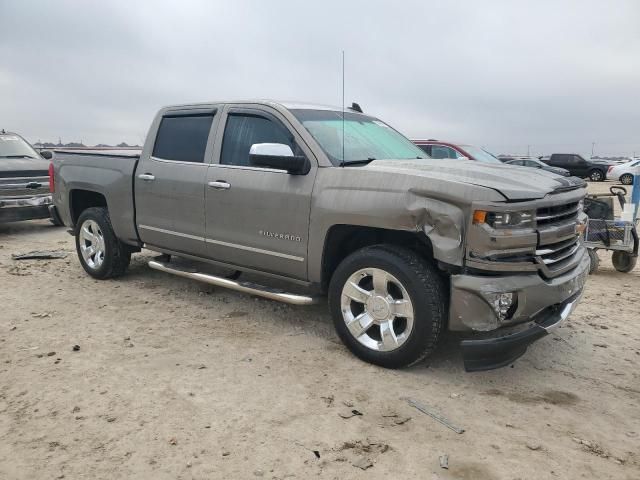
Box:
(1, 182, 639, 480)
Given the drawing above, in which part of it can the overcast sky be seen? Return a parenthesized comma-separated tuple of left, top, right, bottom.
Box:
(1, 0, 639, 157)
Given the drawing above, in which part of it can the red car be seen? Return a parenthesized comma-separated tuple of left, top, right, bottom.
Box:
(412, 139, 502, 164)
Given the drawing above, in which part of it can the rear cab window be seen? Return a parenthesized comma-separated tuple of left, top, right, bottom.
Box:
(152, 113, 215, 163)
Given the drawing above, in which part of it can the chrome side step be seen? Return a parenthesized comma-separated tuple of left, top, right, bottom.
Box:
(148, 259, 321, 306)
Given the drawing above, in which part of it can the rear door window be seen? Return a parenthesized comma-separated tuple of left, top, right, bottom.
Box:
(153, 114, 215, 163)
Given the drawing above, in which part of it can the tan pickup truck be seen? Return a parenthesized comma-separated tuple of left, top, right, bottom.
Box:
(51, 101, 590, 371)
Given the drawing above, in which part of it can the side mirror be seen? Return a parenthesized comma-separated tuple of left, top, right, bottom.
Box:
(40, 150, 54, 160)
(249, 143, 310, 175)
(457, 156, 469, 161)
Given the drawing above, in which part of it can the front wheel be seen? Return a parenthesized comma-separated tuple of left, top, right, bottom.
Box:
(589, 169, 605, 182)
(612, 251, 637, 273)
(328, 245, 446, 369)
(75, 207, 131, 279)
(620, 174, 634, 186)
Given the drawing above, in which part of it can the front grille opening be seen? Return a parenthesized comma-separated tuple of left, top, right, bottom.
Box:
(536, 202, 579, 226)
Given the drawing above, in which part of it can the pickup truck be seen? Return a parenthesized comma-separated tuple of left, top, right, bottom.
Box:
(51, 101, 590, 371)
(0, 131, 58, 223)
(544, 153, 612, 182)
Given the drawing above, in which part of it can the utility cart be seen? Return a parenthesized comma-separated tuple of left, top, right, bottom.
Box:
(583, 186, 639, 273)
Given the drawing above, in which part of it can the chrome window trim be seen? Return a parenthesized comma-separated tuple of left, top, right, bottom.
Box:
(148, 155, 209, 166)
(208, 164, 288, 174)
(138, 224, 304, 262)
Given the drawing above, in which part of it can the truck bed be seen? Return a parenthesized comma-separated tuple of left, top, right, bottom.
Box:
(54, 151, 141, 244)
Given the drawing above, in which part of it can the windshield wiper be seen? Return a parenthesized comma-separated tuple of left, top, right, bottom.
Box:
(0, 155, 36, 159)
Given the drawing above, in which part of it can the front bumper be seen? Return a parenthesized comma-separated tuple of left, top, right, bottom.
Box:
(449, 249, 589, 371)
(0, 195, 52, 223)
(460, 292, 582, 371)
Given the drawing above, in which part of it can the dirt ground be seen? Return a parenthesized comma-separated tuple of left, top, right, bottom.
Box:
(1, 181, 639, 480)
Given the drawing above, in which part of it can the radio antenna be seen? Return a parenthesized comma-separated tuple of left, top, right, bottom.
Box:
(341, 50, 345, 166)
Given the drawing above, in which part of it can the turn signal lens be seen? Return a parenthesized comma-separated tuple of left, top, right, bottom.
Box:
(473, 210, 487, 224)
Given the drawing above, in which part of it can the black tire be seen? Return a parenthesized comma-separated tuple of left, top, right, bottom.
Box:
(587, 249, 599, 274)
(75, 207, 131, 279)
(588, 169, 605, 182)
(620, 174, 634, 186)
(328, 245, 446, 369)
(612, 251, 637, 273)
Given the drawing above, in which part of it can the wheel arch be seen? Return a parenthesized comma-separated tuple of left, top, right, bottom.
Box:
(69, 189, 107, 226)
(319, 225, 435, 291)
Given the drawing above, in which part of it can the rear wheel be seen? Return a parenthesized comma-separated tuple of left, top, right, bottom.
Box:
(620, 174, 634, 185)
(328, 245, 446, 369)
(75, 207, 131, 279)
(612, 251, 637, 273)
(589, 169, 605, 182)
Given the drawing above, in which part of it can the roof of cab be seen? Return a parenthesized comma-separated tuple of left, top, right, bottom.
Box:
(161, 99, 351, 113)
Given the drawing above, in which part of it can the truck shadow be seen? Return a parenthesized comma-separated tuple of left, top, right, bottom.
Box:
(0, 219, 62, 236)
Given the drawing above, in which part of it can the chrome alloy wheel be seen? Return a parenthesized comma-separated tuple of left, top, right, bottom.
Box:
(340, 268, 415, 352)
(79, 219, 105, 270)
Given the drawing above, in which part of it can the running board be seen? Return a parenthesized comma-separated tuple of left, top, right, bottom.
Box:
(148, 259, 321, 306)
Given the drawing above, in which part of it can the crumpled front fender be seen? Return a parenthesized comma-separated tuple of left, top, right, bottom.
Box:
(406, 191, 466, 266)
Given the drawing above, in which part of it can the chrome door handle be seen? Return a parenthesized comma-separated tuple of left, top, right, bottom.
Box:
(208, 181, 231, 190)
(138, 173, 155, 181)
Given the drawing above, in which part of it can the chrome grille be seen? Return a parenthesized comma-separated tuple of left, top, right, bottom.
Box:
(0, 177, 49, 198)
(535, 200, 583, 278)
(536, 201, 579, 226)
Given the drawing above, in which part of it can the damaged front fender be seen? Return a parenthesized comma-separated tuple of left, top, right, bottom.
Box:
(406, 191, 466, 267)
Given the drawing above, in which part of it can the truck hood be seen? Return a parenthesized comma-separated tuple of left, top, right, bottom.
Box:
(0, 156, 49, 178)
(364, 159, 586, 200)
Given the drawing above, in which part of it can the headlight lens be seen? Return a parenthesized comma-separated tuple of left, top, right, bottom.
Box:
(473, 210, 535, 229)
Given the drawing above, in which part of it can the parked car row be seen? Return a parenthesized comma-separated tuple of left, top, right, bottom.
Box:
(412, 142, 634, 184)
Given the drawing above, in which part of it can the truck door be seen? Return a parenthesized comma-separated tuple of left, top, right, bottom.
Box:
(204, 106, 317, 280)
(573, 155, 589, 177)
(135, 108, 219, 257)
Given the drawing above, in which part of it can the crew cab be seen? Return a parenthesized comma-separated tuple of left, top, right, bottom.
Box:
(51, 101, 590, 371)
(543, 153, 611, 182)
(0, 131, 57, 223)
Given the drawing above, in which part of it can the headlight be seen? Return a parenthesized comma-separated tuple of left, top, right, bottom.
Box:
(473, 210, 535, 229)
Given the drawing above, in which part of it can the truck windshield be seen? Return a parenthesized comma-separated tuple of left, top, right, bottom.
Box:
(0, 135, 38, 159)
(459, 145, 502, 164)
(291, 109, 427, 165)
